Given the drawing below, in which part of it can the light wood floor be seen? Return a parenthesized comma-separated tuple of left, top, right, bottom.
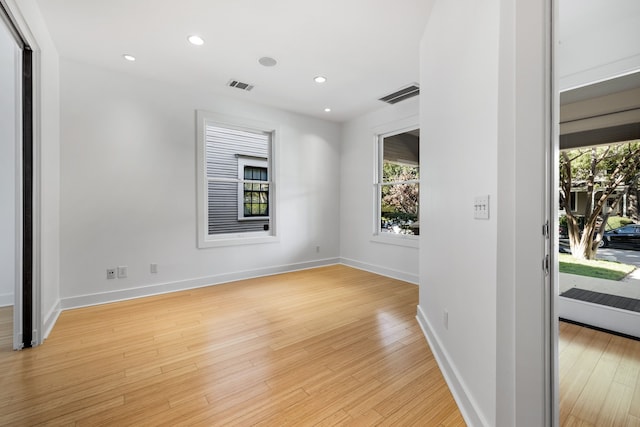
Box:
(2, 267, 638, 426)
(559, 321, 640, 426)
(0, 265, 465, 426)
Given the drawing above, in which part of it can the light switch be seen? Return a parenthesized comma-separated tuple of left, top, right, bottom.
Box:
(474, 195, 490, 220)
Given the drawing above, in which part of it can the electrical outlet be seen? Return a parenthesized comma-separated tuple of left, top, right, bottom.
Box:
(117, 265, 128, 279)
(106, 268, 116, 279)
(443, 309, 449, 330)
(150, 263, 158, 274)
(316, 246, 320, 253)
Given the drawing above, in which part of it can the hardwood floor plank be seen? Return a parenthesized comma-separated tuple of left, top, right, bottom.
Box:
(627, 415, 640, 427)
(563, 414, 596, 426)
(559, 321, 640, 427)
(1, 266, 635, 425)
(593, 381, 633, 427)
(631, 374, 640, 418)
(569, 335, 624, 424)
(0, 266, 466, 425)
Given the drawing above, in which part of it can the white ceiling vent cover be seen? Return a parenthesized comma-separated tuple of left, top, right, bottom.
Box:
(379, 84, 420, 104)
(227, 79, 254, 91)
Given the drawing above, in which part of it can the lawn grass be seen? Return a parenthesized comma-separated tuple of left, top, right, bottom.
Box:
(559, 253, 636, 280)
(604, 215, 634, 230)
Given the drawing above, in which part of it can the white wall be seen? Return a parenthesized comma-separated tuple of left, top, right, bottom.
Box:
(4, 0, 61, 342)
(339, 98, 419, 283)
(418, 1, 500, 425)
(0, 19, 18, 307)
(59, 59, 341, 307)
(558, 0, 640, 90)
(417, 0, 549, 426)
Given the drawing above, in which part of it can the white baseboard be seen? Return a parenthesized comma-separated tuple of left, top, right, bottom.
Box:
(0, 293, 13, 307)
(340, 257, 418, 284)
(43, 300, 62, 341)
(61, 258, 340, 310)
(416, 305, 489, 427)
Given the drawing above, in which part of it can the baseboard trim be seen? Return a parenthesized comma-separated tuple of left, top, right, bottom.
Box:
(61, 258, 340, 310)
(416, 305, 489, 427)
(339, 257, 418, 284)
(43, 300, 61, 341)
(0, 293, 13, 307)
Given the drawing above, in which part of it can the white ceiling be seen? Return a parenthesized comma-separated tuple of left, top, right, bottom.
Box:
(35, 0, 431, 122)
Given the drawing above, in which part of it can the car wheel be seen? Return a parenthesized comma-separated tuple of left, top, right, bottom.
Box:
(599, 238, 608, 248)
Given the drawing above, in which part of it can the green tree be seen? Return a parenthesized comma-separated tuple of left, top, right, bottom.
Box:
(381, 163, 419, 216)
(560, 141, 640, 260)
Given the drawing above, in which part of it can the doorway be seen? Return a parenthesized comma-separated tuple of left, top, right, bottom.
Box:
(1, 2, 34, 350)
(557, 71, 640, 337)
(554, 0, 640, 425)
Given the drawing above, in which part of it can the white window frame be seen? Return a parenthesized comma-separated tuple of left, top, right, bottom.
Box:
(196, 110, 278, 248)
(371, 117, 420, 248)
(237, 156, 269, 221)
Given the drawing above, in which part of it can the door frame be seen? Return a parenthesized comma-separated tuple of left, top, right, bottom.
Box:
(1, 0, 39, 349)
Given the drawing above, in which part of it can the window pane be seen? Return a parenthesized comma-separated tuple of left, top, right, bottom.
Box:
(242, 182, 269, 218)
(240, 165, 269, 218)
(243, 166, 268, 182)
(199, 116, 273, 243)
(208, 181, 268, 234)
(382, 132, 419, 182)
(380, 183, 419, 235)
(205, 126, 270, 232)
(206, 127, 269, 179)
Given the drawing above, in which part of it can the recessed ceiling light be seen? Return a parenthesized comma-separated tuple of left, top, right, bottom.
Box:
(324, 108, 331, 112)
(123, 54, 136, 62)
(188, 35, 204, 46)
(314, 76, 327, 84)
(258, 56, 277, 67)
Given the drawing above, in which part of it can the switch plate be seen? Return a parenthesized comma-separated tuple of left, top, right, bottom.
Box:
(150, 263, 158, 274)
(474, 195, 490, 220)
(443, 309, 449, 330)
(117, 265, 128, 279)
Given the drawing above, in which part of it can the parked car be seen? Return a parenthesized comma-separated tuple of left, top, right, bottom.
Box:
(600, 224, 640, 249)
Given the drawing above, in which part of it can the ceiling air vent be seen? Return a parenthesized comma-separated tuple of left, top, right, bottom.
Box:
(227, 79, 254, 92)
(379, 84, 420, 105)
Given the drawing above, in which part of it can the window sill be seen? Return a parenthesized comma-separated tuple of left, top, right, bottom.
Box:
(370, 234, 419, 248)
(198, 234, 279, 248)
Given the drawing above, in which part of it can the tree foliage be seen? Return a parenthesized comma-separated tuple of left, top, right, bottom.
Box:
(381, 163, 419, 216)
(560, 141, 640, 259)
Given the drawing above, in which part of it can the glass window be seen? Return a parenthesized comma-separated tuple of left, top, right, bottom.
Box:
(196, 111, 277, 247)
(376, 129, 420, 236)
(238, 159, 269, 219)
